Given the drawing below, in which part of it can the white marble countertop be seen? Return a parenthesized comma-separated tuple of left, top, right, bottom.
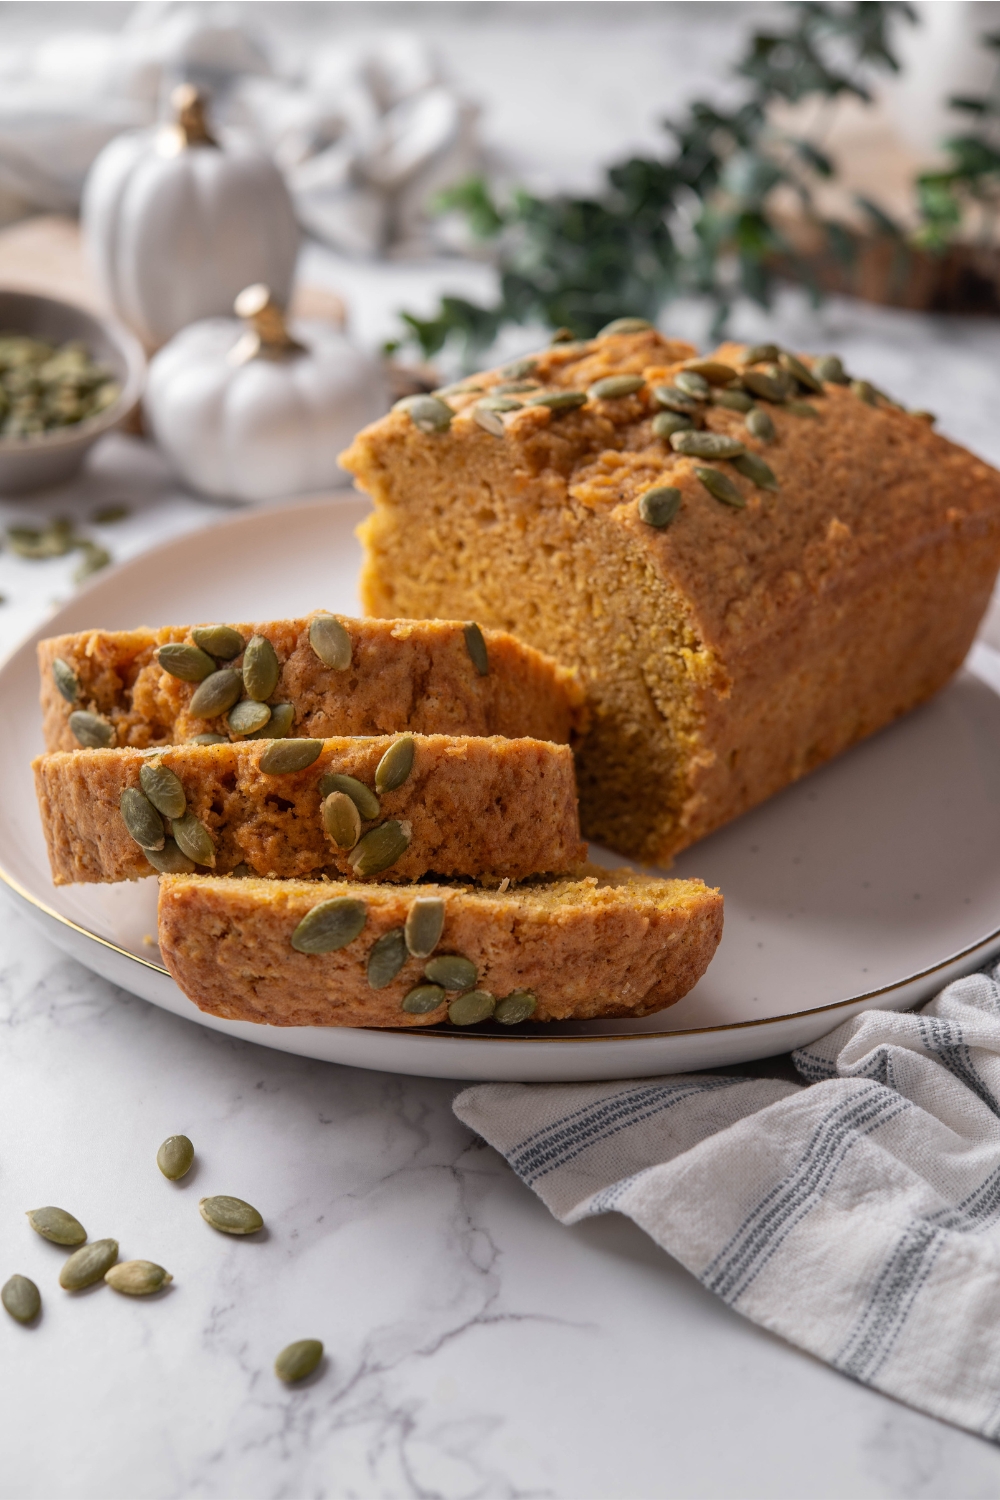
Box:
(5, 268, 1000, 1499)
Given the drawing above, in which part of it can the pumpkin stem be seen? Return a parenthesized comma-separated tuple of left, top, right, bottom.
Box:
(232, 285, 306, 362)
(171, 84, 218, 148)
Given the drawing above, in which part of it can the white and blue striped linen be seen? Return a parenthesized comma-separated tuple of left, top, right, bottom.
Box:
(454, 962, 1000, 1441)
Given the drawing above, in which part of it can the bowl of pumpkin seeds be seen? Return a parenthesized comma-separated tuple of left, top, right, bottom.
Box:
(0, 289, 145, 492)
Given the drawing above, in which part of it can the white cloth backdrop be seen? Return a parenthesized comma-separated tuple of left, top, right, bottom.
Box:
(456, 964, 1000, 1443)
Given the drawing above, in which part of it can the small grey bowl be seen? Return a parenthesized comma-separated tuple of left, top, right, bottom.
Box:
(0, 290, 145, 494)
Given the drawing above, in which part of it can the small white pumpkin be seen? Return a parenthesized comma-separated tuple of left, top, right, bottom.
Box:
(143, 284, 387, 502)
(82, 86, 299, 349)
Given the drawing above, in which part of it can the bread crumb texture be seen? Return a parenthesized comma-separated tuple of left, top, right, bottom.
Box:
(156, 867, 724, 1027)
(37, 614, 584, 753)
(342, 330, 1000, 862)
(33, 735, 585, 885)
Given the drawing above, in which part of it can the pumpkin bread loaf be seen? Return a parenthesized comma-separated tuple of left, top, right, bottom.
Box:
(156, 867, 724, 1028)
(33, 734, 584, 886)
(38, 614, 583, 754)
(343, 329, 1000, 863)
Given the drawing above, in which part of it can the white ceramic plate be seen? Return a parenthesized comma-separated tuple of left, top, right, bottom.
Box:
(5, 494, 1000, 1082)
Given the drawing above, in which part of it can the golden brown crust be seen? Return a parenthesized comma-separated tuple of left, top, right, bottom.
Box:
(156, 867, 724, 1027)
(38, 614, 584, 754)
(343, 332, 1000, 862)
(33, 735, 585, 886)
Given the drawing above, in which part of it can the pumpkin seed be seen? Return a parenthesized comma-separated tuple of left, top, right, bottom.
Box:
(404, 896, 445, 958)
(813, 354, 848, 385)
(291, 897, 367, 954)
(588, 375, 644, 400)
(682, 360, 738, 386)
(695, 466, 746, 508)
(140, 763, 186, 819)
(367, 927, 408, 989)
(494, 381, 536, 394)
(199, 1196, 264, 1235)
(638, 487, 681, 528)
(448, 990, 496, 1026)
(309, 615, 351, 670)
(712, 388, 754, 412)
(322, 791, 361, 849)
(171, 812, 215, 867)
(26, 1206, 85, 1245)
(670, 431, 745, 459)
(425, 954, 477, 991)
(494, 990, 539, 1026)
(228, 699, 271, 736)
(743, 342, 780, 365)
(745, 407, 775, 443)
(375, 734, 415, 793)
(786, 400, 819, 418)
(144, 839, 196, 875)
(189, 669, 243, 719)
(319, 773, 380, 821)
(189, 732, 228, 745)
(435, 380, 482, 396)
(674, 370, 710, 399)
(526, 390, 588, 411)
(259, 738, 322, 774)
(473, 404, 505, 437)
(249, 702, 294, 739)
(500, 358, 537, 379)
(52, 657, 78, 703)
(106, 1260, 172, 1296)
(404, 395, 453, 433)
(401, 983, 446, 1014)
(597, 317, 652, 336)
(742, 369, 789, 403)
(851, 379, 878, 406)
(156, 1134, 194, 1180)
(464, 622, 489, 677)
(349, 820, 410, 877)
(156, 643, 215, 682)
(495, 990, 538, 1024)
(242, 634, 280, 701)
(778, 351, 823, 394)
(1, 1274, 40, 1323)
(69, 710, 114, 748)
(191, 625, 244, 660)
(59, 1237, 118, 1291)
(652, 385, 700, 414)
(120, 787, 165, 851)
(652, 411, 693, 438)
(732, 452, 778, 490)
(275, 1338, 323, 1383)
(478, 394, 523, 412)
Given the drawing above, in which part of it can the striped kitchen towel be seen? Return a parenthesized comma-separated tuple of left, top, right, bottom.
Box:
(454, 961, 1000, 1441)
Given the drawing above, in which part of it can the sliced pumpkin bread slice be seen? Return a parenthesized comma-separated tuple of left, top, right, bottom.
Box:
(33, 733, 585, 886)
(156, 867, 724, 1028)
(38, 614, 583, 754)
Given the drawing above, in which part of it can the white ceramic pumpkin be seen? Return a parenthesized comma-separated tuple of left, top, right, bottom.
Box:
(82, 86, 299, 350)
(143, 284, 387, 503)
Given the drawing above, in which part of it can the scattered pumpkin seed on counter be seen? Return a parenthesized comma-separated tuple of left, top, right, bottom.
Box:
(60, 1238, 119, 1291)
(0, 336, 119, 438)
(199, 1195, 264, 1235)
(26, 1205, 86, 1245)
(275, 1339, 324, 1384)
(156, 1134, 194, 1181)
(1, 1274, 40, 1324)
(106, 1260, 172, 1296)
